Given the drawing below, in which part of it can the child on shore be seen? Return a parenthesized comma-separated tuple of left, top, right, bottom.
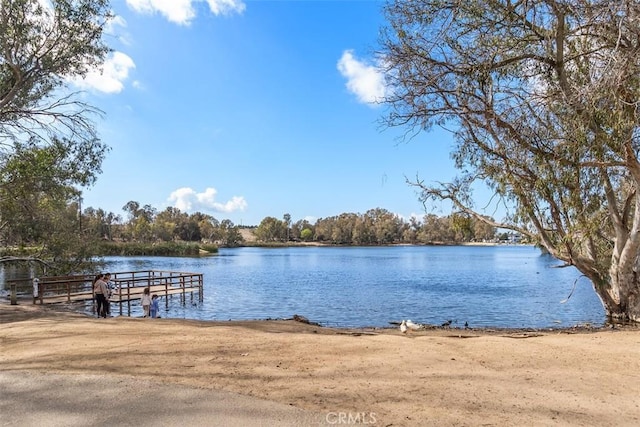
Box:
(150, 294, 160, 318)
(141, 287, 151, 318)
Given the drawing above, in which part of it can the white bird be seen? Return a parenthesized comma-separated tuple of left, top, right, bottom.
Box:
(400, 320, 407, 333)
(406, 319, 421, 331)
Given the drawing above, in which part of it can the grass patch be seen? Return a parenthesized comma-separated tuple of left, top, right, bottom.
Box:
(98, 242, 218, 256)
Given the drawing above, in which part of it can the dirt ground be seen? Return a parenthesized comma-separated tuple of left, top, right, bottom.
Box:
(2, 303, 640, 426)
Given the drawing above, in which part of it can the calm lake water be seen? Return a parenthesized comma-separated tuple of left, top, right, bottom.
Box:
(94, 245, 605, 328)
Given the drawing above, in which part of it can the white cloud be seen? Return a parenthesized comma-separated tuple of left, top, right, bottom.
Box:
(105, 15, 133, 46)
(168, 187, 248, 214)
(126, 0, 245, 25)
(206, 0, 246, 15)
(71, 51, 136, 94)
(337, 50, 386, 105)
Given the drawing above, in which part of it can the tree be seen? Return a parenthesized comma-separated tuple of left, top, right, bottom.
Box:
(0, 138, 106, 273)
(283, 213, 291, 241)
(121, 201, 157, 242)
(332, 213, 357, 244)
(194, 213, 220, 243)
(0, 0, 111, 144)
(366, 208, 401, 244)
(152, 207, 178, 241)
(472, 216, 497, 242)
(313, 217, 333, 242)
(0, 0, 112, 272)
(352, 215, 374, 245)
(176, 217, 201, 242)
(254, 216, 286, 242)
(131, 217, 152, 243)
(122, 201, 141, 222)
(450, 213, 473, 242)
(203, 216, 222, 242)
(291, 219, 313, 241)
(82, 207, 121, 240)
(403, 216, 422, 244)
(219, 219, 243, 247)
(300, 228, 313, 242)
(379, 0, 640, 321)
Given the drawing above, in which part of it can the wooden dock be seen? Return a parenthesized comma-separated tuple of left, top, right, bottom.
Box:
(8, 270, 203, 316)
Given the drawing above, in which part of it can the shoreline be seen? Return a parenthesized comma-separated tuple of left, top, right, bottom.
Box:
(3, 298, 636, 339)
(1, 297, 616, 334)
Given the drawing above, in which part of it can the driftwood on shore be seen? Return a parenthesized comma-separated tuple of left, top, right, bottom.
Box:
(291, 314, 321, 326)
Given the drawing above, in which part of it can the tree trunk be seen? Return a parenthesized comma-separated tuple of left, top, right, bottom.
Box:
(600, 262, 640, 322)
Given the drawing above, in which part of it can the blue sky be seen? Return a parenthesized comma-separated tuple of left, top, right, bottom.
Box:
(75, 0, 464, 226)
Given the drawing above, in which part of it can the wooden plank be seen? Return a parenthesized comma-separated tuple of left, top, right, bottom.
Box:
(40, 287, 199, 304)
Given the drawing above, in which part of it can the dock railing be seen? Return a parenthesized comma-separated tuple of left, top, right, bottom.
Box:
(8, 270, 203, 316)
(108, 270, 203, 314)
(6, 274, 95, 305)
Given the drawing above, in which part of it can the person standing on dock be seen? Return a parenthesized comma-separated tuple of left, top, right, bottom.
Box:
(93, 274, 109, 318)
(141, 288, 151, 318)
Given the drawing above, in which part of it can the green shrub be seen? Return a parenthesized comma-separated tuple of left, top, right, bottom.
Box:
(198, 244, 219, 254)
(97, 242, 216, 256)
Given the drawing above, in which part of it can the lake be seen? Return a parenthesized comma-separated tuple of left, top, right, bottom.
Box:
(94, 245, 605, 328)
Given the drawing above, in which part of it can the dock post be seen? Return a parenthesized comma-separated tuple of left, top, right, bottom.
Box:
(181, 276, 185, 304)
(164, 278, 169, 309)
(126, 280, 131, 314)
(10, 283, 17, 305)
(32, 278, 39, 304)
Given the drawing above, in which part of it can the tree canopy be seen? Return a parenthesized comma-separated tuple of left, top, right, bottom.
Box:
(379, 0, 640, 321)
(0, 0, 111, 274)
(0, 0, 111, 143)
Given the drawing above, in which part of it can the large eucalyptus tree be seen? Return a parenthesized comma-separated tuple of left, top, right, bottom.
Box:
(0, 0, 112, 272)
(379, 0, 640, 321)
(0, 0, 111, 142)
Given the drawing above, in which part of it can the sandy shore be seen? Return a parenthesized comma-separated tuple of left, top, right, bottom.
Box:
(1, 303, 640, 426)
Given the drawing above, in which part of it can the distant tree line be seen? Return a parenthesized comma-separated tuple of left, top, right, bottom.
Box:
(255, 208, 497, 245)
(1, 190, 503, 275)
(2, 191, 501, 260)
(79, 204, 498, 247)
(80, 201, 244, 247)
